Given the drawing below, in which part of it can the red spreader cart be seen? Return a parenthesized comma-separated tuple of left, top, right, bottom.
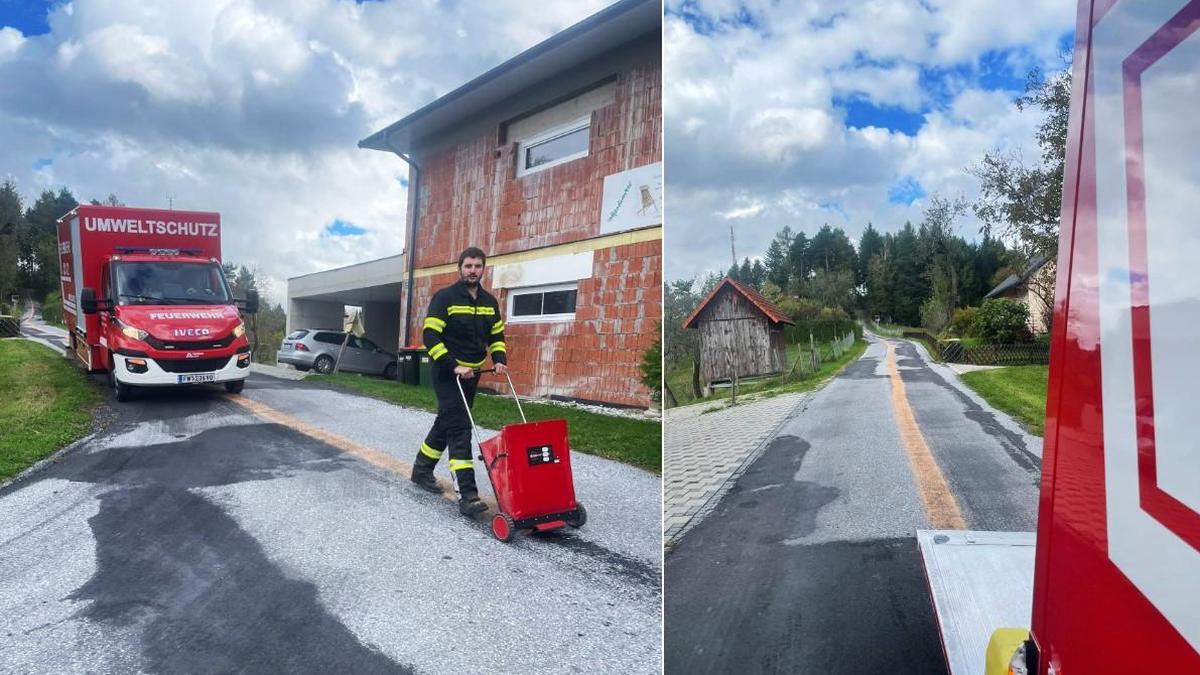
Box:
(458, 371, 586, 542)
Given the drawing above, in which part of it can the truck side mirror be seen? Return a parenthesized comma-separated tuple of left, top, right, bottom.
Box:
(241, 289, 259, 314)
(81, 288, 97, 315)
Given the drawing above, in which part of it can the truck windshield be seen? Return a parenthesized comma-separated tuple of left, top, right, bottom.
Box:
(114, 262, 233, 306)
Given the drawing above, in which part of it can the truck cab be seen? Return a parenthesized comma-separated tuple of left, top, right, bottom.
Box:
(57, 205, 257, 402)
(82, 249, 257, 400)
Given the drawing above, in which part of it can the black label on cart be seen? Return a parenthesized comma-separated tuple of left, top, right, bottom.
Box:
(526, 445, 558, 466)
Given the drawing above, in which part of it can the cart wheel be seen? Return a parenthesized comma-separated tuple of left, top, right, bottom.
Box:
(491, 513, 516, 542)
(566, 502, 587, 528)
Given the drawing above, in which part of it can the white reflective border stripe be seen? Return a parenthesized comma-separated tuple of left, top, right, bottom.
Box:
(99, 336, 107, 348)
(1093, 0, 1200, 650)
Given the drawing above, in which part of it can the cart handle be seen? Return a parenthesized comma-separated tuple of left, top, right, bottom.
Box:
(455, 368, 526, 463)
(466, 368, 526, 424)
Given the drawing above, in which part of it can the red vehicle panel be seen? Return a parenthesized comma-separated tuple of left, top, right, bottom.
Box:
(1032, 1, 1200, 671)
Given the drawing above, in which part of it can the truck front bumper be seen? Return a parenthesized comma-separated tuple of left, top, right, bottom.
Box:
(112, 351, 251, 386)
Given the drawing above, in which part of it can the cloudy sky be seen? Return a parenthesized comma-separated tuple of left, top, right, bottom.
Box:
(0, 0, 613, 305)
(664, 0, 1077, 283)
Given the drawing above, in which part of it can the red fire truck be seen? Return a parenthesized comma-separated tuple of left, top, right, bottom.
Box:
(919, 1, 1200, 673)
(57, 205, 258, 401)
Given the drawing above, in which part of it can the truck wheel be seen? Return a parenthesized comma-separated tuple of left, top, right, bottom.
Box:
(314, 355, 334, 374)
(384, 362, 398, 380)
(224, 380, 245, 394)
(107, 354, 135, 402)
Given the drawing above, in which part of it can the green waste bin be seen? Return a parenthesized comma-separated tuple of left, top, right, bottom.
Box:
(417, 353, 434, 388)
(396, 351, 419, 384)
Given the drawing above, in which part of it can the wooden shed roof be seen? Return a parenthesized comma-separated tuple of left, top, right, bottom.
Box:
(682, 277, 796, 329)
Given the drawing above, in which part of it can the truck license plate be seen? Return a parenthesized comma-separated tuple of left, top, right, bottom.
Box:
(179, 373, 216, 384)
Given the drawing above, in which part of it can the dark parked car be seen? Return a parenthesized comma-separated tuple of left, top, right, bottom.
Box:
(277, 329, 398, 378)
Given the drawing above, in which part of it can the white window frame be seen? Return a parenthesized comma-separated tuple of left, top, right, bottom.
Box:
(506, 282, 579, 324)
(516, 115, 591, 177)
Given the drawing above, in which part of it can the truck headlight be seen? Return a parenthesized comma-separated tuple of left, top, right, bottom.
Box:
(233, 321, 246, 338)
(116, 318, 149, 341)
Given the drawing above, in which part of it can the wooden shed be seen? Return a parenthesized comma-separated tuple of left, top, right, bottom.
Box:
(682, 278, 795, 386)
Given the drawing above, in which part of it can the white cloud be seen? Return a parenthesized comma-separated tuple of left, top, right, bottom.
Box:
(0, 0, 615, 306)
(663, 0, 1074, 283)
(0, 26, 24, 60)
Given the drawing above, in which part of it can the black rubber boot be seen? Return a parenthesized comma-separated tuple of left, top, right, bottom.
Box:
(455, 469, 487, 516)
(458, 495, 487, 516)
(411, 453, 441, 493)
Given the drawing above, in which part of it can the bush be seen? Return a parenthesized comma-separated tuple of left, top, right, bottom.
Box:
(920, 296, 952, 335)
(41, 291, 63, 326)
(976, 299, 1031, 344)
(949, 306, 979, 337)
(640, 335, 662, 404)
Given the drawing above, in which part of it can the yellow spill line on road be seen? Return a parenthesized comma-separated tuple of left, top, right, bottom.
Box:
(226, 394, 497, 510)
(885, 342, 966, 529)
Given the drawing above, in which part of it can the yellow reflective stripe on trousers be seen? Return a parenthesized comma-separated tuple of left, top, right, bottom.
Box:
(489, 341, 506, 353)
(448, 459, 473, 471)
(428, 343, 448, 359)
(490, 320, 504, 335)
(419, 443, 443, 460)
(424, 317, 446, 332)
(455, 357, 485, 367)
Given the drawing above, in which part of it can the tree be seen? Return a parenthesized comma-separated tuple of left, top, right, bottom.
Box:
(971, 66, 1069, 262)
(764, 226, 792, 288)
(857, 223, 884, 288)
(750, 259, 766, 288)
(788, 231, 810, 288)
(890, 222, 927, 326)
(22, 188, 78, 299)
(0, 180, 25, 314)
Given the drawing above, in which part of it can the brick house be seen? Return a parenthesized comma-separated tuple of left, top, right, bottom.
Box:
(358, 0, 661, 408)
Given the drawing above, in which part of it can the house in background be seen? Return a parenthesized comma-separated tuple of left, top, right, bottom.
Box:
(286, 0, 662, 408)
(984, 256, 1054, 334)
(683, 278, 795, 389)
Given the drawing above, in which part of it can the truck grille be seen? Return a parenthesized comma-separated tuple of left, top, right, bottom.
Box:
(146, 333, 235, 350)
(156, 356, 231, 373)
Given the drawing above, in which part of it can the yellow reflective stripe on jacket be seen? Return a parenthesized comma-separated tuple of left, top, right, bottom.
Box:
(424, 317, 446, 332)
(455, 357, 486, 368)
(419, 443, 443, 460)
(489, 341, 506, 353)
(490, 320, 504, 335)
(447, 304, 497, 316)
(428, 343, 448, 359)
(448, 459, 473, 472)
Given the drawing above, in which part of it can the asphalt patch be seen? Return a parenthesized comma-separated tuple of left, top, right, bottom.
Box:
(45, 425, 411, 673)
(68, 486, 411, 674)
(893, 342, 1040, 476)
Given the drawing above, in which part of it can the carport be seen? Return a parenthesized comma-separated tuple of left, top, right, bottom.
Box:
(286, 253, 407, 352)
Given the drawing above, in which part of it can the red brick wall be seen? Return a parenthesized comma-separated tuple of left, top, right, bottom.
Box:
(404, 238, 660, 407)
(398, 55, 662, 407)
(411, 60, 662, 269)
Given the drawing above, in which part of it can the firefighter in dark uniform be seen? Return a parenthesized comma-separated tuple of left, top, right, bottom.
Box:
(410, 247, 508, 515)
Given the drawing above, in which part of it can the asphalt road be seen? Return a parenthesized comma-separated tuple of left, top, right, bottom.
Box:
(0, 371, 661, 674)
(664, 335, 1041, 674)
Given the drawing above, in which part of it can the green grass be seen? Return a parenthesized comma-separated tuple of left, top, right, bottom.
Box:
(319, 372, 661, 474)
(0, 340, 104, 481)
(668, 339, 869, 408)
(960, 365, 1049, 435)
